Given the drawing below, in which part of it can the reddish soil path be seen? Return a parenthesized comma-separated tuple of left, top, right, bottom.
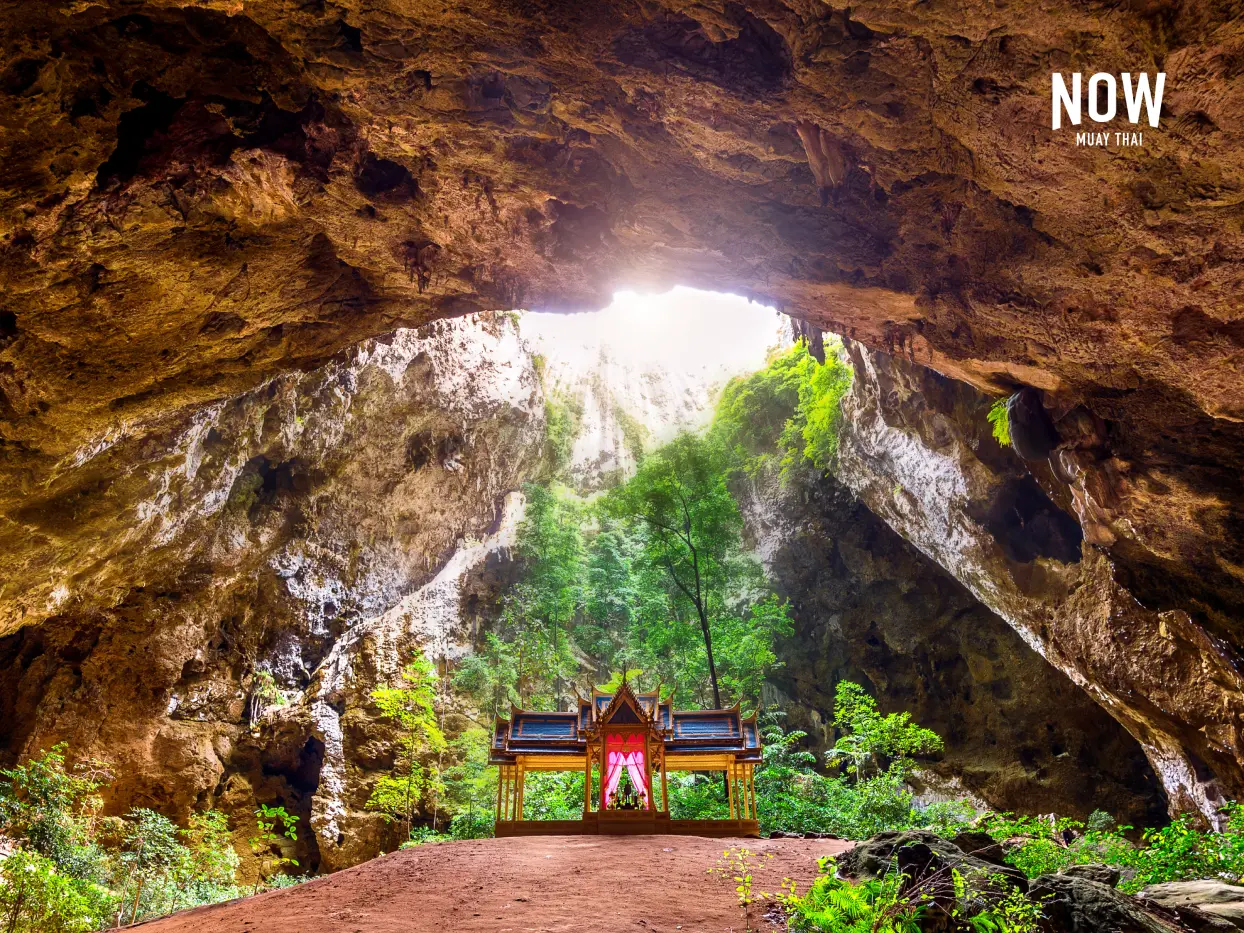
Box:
(135, 835, 852, 933)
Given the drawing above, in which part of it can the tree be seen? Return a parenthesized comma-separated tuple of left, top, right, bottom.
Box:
(0, 744, 109, 875)
(453, 633, 520, 718)
(827, 681, 943, 782)
(607, 432, 743, 710)
(249, 804, 298, 894)
(176, 810, 241, 907)
(118, 809, 184, 923)
(511, 484, 585, 708)
(594, 669, 645, 694)
(366, 656, 448, 840)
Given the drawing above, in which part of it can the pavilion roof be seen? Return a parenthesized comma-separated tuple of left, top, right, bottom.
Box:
(489, 683, 761, 764)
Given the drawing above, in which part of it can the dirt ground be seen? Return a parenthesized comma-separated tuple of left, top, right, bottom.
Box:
(134, 834, 852, 933)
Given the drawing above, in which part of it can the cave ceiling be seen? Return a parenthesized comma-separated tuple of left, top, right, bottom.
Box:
(2, 2, 1243, 701)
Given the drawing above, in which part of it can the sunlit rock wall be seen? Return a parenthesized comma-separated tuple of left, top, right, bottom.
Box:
(0, 313, 542, 873)
(834, 343, 1244, 824)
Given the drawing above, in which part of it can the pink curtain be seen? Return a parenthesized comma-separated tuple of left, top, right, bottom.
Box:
(603, 734, 649, 808)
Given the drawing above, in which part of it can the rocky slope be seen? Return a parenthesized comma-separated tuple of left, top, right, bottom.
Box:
(0, 312, 542, 873)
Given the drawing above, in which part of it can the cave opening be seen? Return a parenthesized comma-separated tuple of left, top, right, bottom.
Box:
(521, 285, 786, 381)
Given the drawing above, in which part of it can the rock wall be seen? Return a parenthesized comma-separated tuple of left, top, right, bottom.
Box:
(0, 313, 542, 872)
(742, 465, 1166, 824)
(835, 343, 1244, 824)
(2, 0, 1243, 836)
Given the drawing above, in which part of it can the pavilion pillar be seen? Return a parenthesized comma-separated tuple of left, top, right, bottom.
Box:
(749, 764, 757, 820)
(727, 759, 736, 819)
(495, 765, 504, 823)
(515, 760, 525, 821)
(583, 748, 592, 815)
(660, 749, 669, 814)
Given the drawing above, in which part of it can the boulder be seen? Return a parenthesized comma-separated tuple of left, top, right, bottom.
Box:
(949, 831, 1010, 868)
(1060, 864, 1122, 888)
(1030, 873, 1230, 933)
(837, 830, 1027, 893)
(1141, 882, 1244, 930)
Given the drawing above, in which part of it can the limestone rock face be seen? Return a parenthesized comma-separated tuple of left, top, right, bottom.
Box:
(1141, 882, 1244, 930)
(835, 343, 1244, 823)
(743, 465, 1166, 824)
(3, 0, 1241, 612)
(2, 0, 1244, 848)
(0, 313, 542, 872)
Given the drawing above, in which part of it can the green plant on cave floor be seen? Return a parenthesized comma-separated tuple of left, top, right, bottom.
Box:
(250, 804, 299, 894)
(0, 848, 113, 933)
(366, 655, 447, 841)
(116, 808, 186, 924)
(827, 681, 943, 784)
(778, 856, 1044, 933)
(709, 847, 774, 933)
(982, 802, 1244, 894)
(0, 743, 111, 874)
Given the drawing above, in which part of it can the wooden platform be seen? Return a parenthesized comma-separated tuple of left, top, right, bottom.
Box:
(494, 812, 760, 838)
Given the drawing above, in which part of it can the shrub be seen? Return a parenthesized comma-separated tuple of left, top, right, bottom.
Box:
(751, 698, 964, 841)
(0, 849, 113, 933)
(779, 855, 1042, 933)
(250, 804, 299, 893)
(712, 342, 854, 479)
(983, 804, 1244, 894)
(449, 810, 494, 840)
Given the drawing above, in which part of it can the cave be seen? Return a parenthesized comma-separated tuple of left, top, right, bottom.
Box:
(979, 476, 1083, 565)
(2, 0, 1243, 928)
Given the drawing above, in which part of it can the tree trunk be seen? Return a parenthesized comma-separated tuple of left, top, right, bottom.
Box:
(697, 606, 722, 711)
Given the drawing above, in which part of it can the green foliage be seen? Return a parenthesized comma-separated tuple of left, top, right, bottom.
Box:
(987, 398, 1012, 447)
(0, 849, 112, 933)
(983, 803, 1244, 894)
(250, 804, 299, 893)
(455, 444, 792, 718)
(542, 392, 584, 477)
(828, 681, 944, 783)
(524, 772, 586, 820)
(448, 810, 495, 840)
(399, 826, 453, 848)
(614, 404, 649, 465)
(713, 345, 810, 476)
(0, 745, 245, 929)
(440, 727, 496, 837)
(781, 857, 924, 933)
(751, 701, 963, 841)
(709, 847, 774, 931)
(178, 810, 242, 904)
(0, 744, 109, 877)
(668, 772, 730, 820)
(367, 656, 448, 840)
(595, 669, 645, 693)
(779, 856, 1042, 933)
(605, 431, 793, 709)
(792, 344, 854, 471)
(712, 341, 853, 479)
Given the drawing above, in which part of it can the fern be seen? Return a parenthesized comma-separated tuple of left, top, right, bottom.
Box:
(987, 398, 1012, 448)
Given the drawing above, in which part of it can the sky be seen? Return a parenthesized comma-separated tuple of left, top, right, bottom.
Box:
(519, 286, 785, 381)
